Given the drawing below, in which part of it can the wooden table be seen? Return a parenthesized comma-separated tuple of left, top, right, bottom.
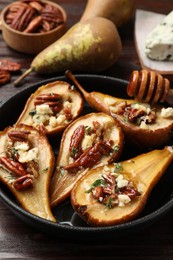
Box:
(0, 0, 173, 259)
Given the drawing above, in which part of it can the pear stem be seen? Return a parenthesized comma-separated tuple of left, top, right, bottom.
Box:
(13, 67, 33, 87)
(65, 70, 90, 99)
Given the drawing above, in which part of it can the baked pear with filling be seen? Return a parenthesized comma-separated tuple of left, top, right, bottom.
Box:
(16, 80, 84, 136)
(66, 70, 173, 148)
(0, 124, 55, 221)
(50, 112, 124, 207)
(71, 146, 173, 226)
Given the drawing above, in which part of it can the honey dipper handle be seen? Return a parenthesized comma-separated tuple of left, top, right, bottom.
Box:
(127, 70, 173, 106)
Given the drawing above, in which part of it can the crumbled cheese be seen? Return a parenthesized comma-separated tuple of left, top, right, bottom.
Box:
(14, 141, 29, 151)
(117, 179, 129, 188)
(131, 103, 151, 114)
(109, 106, 119, 114)
(49, 116, 57, 128)
(116, 174, 129, 188)
(116, 174, 123, 181)
(145, 11, 173, 60)
(167, 146, 173, 153)
(81, 133, 96, 150)
(104, 97, 117, 106)
(103, 165, 110, 172)
(139, 121, 149, 129)
(137, 183, 145, 193)
(36, 104, 53, 115)
(118, 194, 131, 207)
(63, 101, 72, 109)
(18, 147, 38, 163)
(56, 114, 66, 125)
(33, 114, 50, 124)
(160, 107, 173, 118)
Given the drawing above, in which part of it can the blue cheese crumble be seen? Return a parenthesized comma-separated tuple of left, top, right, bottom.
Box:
(145, 10, 173, 61)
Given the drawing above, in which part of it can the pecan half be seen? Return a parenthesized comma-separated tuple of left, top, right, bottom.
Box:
(0, 59, 21, 72)
(8, 130, 30, 142)
(24, 15, 43, 33)
(63, 107, 73, 121)
(69, 125, 85, 159)
(5, 0, 65, 33)
(65, 141, 112, 171)
(29, 1, 43, 12)
(34, 93, 62, 114)
(13, 174, 33, 191)
(0, 156, 27, 177)
(0, 70, 11, 85)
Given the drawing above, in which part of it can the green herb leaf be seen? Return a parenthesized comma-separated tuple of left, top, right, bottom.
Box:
(113, 145, 119, 152)
(85, 126, 91, 135)
(114, 163, 123, 172)
(105, 196, 112, 209)
(86, 178, 105, 193)
(42, 167, 48, 173)
(29, 109, 37, 116)
(70, 147, 78, 157)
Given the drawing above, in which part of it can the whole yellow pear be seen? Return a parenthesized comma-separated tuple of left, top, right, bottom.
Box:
(31, 16, 122, 73)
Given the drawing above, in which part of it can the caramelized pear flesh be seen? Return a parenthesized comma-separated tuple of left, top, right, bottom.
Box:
(16, 80, 83, 136)
(0, 124, 55, 221)
(50, 112, 124, 207)
(66, 70, 173, 148)
(71, 146, 173, 226)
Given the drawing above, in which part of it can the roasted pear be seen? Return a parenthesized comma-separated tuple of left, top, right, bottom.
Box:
(71, 146, 173, 226)
(14, 17, 122, 86)
(80, 0, 135, 27)
(66, 70, 173, 148)
(50, 112, 124, 207)
(16, 80, 83, 136)
(0, 124, 55, 221)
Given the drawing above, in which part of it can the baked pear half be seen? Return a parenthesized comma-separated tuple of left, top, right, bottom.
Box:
(66, 70, 173, 148)
(50, 112, 124, 207)
(0, 124, 55, 221)
(16, 80, 84, 136)
(71, 146, 173, 226)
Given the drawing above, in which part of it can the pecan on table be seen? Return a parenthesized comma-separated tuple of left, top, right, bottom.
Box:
(0, 70, 11, 85)
(0, 59, 21, 72)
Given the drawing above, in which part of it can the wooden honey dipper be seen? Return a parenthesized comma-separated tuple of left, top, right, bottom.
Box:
(127, 70, 173, 106)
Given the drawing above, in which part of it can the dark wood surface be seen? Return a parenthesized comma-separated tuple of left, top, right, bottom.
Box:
(0, 0, 173, 259)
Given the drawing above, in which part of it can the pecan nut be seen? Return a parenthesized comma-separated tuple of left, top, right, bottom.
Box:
(65, 141, 112, 171)
(0, 59, 21, 72)
(34, 93, 62, 113)
(0, 156, 27, 177)
(13, 174, 33, 191)
(8, 130, 30, 142)
(5, 0, 65, 33)
(0, 70, 11, 85)
(24, 15, 43, 33)
(69, 125, 85, 159)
